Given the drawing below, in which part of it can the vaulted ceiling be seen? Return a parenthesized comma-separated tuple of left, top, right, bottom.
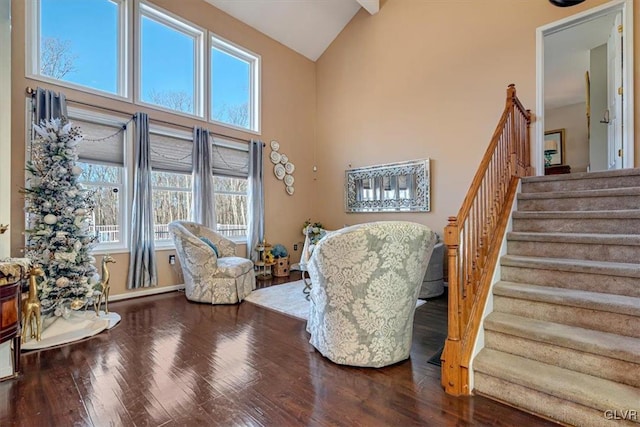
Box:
(205, 0, 379, 61)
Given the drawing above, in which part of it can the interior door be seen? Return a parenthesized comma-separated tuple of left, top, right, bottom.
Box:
(607, 12, 623, 170)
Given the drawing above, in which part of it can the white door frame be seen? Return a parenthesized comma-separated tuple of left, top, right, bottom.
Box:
(535, 0, 634, 175)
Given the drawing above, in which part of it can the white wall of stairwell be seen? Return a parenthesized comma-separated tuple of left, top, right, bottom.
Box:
(467, 180, 521, 392)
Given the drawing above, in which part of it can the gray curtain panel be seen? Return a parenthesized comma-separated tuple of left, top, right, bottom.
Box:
(31, 87, 68, 157)
(34, 87, 68, 123)
(192, 127, 217, 228)
(127, 113, 157, 289)
(247, 140, 264, 263)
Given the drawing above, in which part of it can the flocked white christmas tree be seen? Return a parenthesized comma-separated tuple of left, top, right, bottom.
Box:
(24, 118, 99, 318)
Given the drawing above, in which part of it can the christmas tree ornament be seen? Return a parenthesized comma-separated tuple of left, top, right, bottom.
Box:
(71, 165, 83, 175)
(55, 277, 69, 287)
(43, 214, 57, 224)
(70, 299, 85, 310)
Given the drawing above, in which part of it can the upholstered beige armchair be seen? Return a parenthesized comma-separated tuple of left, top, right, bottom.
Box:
(306, 221, 437, 367)
(168, 221, 255, 304)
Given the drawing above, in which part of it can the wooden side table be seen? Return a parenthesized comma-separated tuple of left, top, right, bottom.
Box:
(545, 164, 571, 175)
(255, 261, 276, 280)
(0, 262, 24, 380)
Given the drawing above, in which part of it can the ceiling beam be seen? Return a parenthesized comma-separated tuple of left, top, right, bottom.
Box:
(356, 0, 379, 15)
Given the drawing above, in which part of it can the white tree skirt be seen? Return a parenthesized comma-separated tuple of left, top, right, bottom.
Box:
(22, 311, 120, 351)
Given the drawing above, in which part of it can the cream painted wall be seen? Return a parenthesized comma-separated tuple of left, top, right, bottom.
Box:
(315, 0, 639, 236)
(545, 102, 589, 172)
(10, 0, 317, 296)
(0, 0, 10, 258)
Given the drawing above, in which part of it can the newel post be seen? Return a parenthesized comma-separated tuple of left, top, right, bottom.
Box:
(441, 216, 467, 395)
(525, 109, 534, 176)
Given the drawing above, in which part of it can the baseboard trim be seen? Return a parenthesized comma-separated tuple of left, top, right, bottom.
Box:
(108, 284, 185, 302)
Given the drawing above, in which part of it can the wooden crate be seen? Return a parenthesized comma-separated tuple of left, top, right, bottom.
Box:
(273, 256, 290, 277)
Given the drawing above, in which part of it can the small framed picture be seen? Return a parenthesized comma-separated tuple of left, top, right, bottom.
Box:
(544, 129, 565, 166)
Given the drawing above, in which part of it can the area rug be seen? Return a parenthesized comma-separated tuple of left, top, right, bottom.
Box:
(244, 280, 426, 321)
(22, 311, 121, 351)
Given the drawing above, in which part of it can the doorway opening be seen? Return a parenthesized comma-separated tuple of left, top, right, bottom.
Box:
(535, 0, 634, 176)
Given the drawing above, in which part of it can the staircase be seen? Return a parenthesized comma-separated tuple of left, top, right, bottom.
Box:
(473, 169, 640, 426)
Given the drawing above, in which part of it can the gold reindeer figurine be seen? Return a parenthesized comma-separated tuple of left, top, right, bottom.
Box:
(94, 254, 116, 316)
(22, 266, 44, 343)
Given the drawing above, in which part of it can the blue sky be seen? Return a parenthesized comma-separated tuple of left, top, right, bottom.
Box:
(41, 0, 249, 119)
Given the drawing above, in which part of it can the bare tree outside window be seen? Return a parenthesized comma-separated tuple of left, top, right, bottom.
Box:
(147, 90, 193, 114)
(214, 102, 249, 128)
(40, 37, 77, 79)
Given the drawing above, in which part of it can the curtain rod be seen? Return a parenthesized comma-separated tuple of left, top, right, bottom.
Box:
(26, 86, 262, 146)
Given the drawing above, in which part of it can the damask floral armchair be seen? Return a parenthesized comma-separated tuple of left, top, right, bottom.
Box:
(306, 221, 436, 367)
(168, 221, 255, 304)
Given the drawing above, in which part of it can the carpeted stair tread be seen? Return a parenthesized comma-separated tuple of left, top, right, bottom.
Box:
(522, 168, 640, 183)
(474, 349, 640, 412)
(494, 281, 640, 317)
(512, 209, 640, 219)
(501, 254, 640, 278)
(517, 186, 640, 200)
(484, 312, 640, 364)
(474, 373, 638, 427)
(507, 231, 640, 245)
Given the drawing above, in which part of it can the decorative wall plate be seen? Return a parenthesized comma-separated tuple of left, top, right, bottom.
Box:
(286, 185, 295, 195)
(279, 154, 288, 164)
(284, 162, 295, 174)
(284, 174, 294, 186)
(270, 151, 281, 164)
(274, 164, 286, 180)
(270, 140, 280, 151)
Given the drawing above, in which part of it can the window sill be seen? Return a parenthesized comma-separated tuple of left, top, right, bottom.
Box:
(229, 237, 247, 245)
(26, 74, 129, 103)
(92, 246, 130, 256)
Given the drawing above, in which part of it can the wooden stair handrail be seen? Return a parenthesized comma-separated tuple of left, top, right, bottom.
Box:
(441, 84, 531, 396)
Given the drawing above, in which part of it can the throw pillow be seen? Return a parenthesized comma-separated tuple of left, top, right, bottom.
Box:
(200, 237, 220, 257)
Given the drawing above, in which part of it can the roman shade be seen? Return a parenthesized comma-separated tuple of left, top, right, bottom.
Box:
(211, 137, 249, 178)
(74, 119, 125, 167)
(150, 132, 193, 173)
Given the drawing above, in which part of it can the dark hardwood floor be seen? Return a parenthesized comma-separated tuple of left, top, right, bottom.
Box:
(0, 276, 554, 426)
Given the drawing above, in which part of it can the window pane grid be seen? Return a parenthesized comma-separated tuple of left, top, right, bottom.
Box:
(152, 170, 192, 241)
(213, 175, 247, 239)
(139, 2, 203, 116)
(36, 0, 124, 96)
(210, 36, 259, 132)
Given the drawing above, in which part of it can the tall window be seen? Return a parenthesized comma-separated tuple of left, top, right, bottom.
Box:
(214, 176, 248, 238)
(138, 2, 204, 116)
(28, 0, 127, 96)
(72, 111, 128, 251)
(211, 36, 260, 133)
(211, 138, 249, 239)
(149, 129, 193, 244)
